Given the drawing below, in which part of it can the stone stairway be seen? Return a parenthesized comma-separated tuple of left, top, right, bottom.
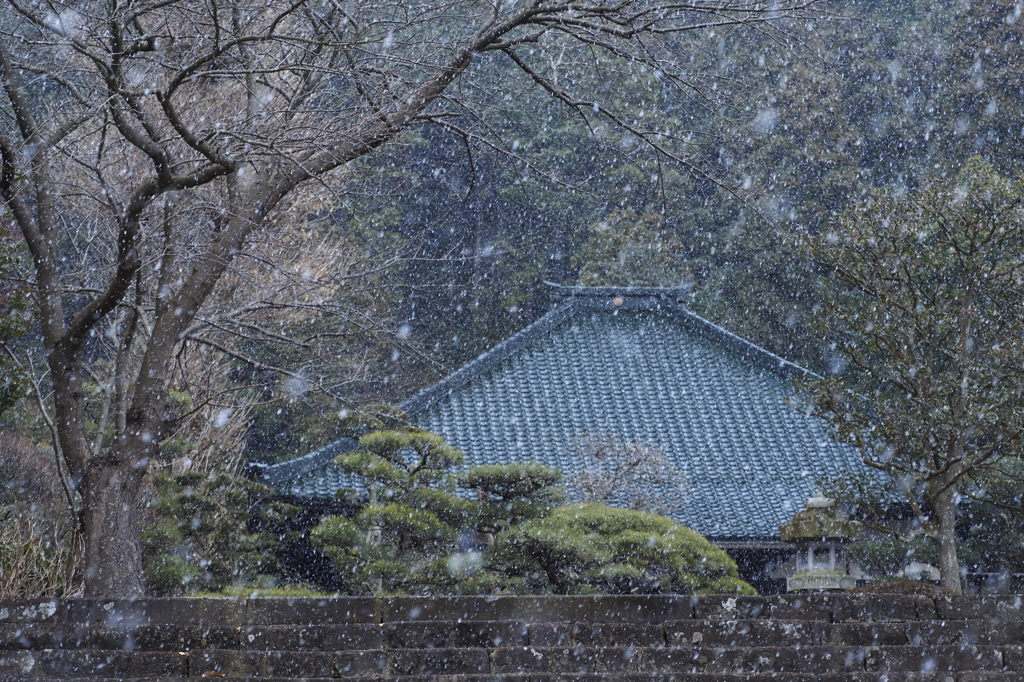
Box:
(1, 594, 1023, 680)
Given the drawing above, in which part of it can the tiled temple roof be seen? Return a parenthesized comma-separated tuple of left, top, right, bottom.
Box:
(258, 285, 864, 539)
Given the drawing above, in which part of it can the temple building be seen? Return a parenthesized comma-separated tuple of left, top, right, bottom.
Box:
(256, 285, 866, 592)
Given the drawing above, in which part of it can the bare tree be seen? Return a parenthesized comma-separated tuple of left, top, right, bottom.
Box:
(0, 0, 823, 596)
(571, 434, 688, 514)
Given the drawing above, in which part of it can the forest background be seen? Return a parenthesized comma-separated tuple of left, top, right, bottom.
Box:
(233, 0, 1023, 465)
(3, 0, 1024, 595)
(165, 0, 1024, 466)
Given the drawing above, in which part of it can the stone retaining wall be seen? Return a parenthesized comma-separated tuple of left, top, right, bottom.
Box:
(1, 594, 1023, 680)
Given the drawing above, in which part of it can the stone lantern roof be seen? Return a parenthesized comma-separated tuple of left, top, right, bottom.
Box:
(779, 495, 862, 543)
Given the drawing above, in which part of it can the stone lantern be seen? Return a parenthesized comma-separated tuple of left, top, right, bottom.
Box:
(779, 494, 862, 592)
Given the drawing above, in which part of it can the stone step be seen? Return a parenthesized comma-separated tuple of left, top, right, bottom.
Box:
(6, 619, 1024, 652)
(4, 645, 1015, 678)
(3, 672, 1024, 681)
(3, 596, 1024, 680)
(3, 593, 981, 627)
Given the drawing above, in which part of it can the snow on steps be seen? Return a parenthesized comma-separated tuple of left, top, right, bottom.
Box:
(0, 594, 1022, 680)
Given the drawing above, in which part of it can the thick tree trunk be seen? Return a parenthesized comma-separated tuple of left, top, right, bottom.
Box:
(933, 486, 962, 594)
(80, 463, 147, 597)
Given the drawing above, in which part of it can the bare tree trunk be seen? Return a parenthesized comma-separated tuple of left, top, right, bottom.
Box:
(0, 0, 826, 598)
(933, 485, 962, 594)
(80, 463, 147, 597)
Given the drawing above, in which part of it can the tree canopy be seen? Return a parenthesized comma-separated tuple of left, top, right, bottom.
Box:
(807, 157, 1024, 593)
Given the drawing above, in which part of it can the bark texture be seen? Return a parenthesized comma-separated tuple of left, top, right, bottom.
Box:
(932, 485, 962, 595)
(80, 464, 147, 597)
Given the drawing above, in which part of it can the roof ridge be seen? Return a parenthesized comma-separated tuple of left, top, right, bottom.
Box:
(546, 282, 820, 381)
(546, 282, 692, 300)
(400, 300, 579, 415)
(670, 306, 820, 380)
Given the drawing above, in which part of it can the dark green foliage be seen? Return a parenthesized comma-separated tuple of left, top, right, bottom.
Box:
(142, 470, 279, 596)
(818, 470, 936, 581)
(310, 430, 737, 596)
(845, 537, 938, 582)
(244, 395, 346, 465)
(960, 458, 1024, 580)
(823, 461, 1024, 587)
(818, 470, 897, 534)
(259, 501, 306, 532)
(807, 158, 1024, 592)
(488, 503, 754, 595)
(811, 158, 1024, 447)
(461, 462, 566, 534)
(310, 429, 469, 594)
(338, 430, 465, 492)
(575, 210, 690, 288)
(336, 403, 414, 438)
(313, 0, 1024, 384)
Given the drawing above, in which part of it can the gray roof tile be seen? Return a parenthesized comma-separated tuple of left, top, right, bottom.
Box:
(260, 285, 865, 540)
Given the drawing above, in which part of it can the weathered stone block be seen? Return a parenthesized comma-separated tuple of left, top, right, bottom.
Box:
(395, 676, 530, 682)
(643, 645, 715, 674)
(65, 598, 245, 629)
(392, 677, 530, 682)
(388, 647, 490, 675)
(190, 648, 265, 676)
(569, 595, 693, 623)
(934, 595, 1024, 620)
(492, 645, 649, 674)
(245, 596, 379, 625)
(263, 650, 349, 677)
(335, 649, 388, 676)
(766, 594, 835, 620)
(0, 623, 88, 650)
(701, 645, 868, 674)
(865, 644, 1003, 672)
(527, 623, 572, 647)
(831, 594, 932, 622)
(828, 622, 909, 646)
(868, 671, 962, 675)
(3, 595, 1024, 680)
(241, 623, 382, 650)
(691, 594, 835, 621)
(547, 646, 610, 674)
(126, 623, 239, 650)
(959, 673, 1024, 682)
(490, 646, 549, 673)
(28, 649, 187, 678)
(0, 601, 64, 624)
(0, 650, 43, 677)
(526, 622, 663, 648)
(667, 619, 823, 647)
(998, 643, 1024, 670)
(906, 620, 1024, 647)
(384, 595, 693, 623)
(384, 620, 527, 648)
(692, 595, 772, 620)
(597, 644, 648, 672)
